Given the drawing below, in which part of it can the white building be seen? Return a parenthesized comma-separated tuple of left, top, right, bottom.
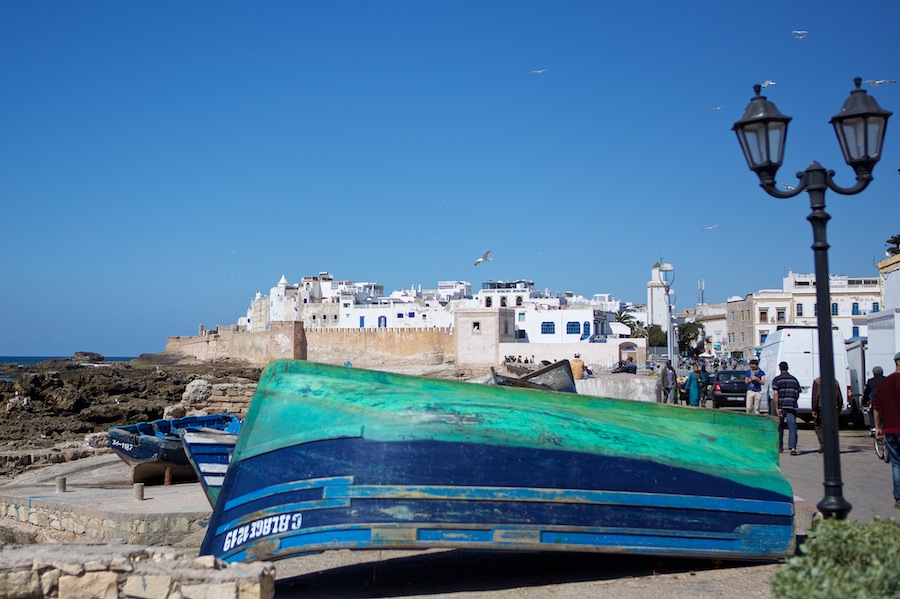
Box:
(866, 254, 900, 375)
(721, 270, 883, 360)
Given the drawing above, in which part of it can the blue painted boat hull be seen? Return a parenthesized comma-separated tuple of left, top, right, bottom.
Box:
(202, 437, 793, 563)
(108, 413, 240, 485)
(180, 426, 241, 507)
(199, 360, 795, 563)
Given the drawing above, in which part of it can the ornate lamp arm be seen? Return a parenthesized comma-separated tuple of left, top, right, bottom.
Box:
(825, 169, 872, 196)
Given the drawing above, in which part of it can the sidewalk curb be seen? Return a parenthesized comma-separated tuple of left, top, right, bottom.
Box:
(794, 497, 819, 536)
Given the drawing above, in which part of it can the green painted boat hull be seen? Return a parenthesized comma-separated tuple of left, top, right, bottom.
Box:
(201, 360, 795, 563)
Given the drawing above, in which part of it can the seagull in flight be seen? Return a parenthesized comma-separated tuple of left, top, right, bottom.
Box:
(474, 250, 492, 266)
(702, 225, 719, 232)
(864, 79, 897, 87)
(761, 80, 776, 88)
(707, 105, 725, 111)
(528, 69, 551, 75)
(791, 30, 809, 39)
(778, 181, 796, 191)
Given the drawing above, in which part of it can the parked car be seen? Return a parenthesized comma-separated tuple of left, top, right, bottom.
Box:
(712, 370, 748, 409)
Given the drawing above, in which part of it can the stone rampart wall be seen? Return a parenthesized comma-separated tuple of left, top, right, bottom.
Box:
(165, 322, 305, 366)
(305, 327, 452, 365)
(166, 324, 453, 368)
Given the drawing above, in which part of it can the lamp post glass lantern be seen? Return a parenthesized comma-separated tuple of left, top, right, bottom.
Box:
(733, 78, 891, 521)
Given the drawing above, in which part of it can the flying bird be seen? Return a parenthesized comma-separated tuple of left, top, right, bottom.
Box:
(778, 182, 796, 191)
(702, 225, 719, 232)
(761, 80, 776, 88)
(474, 250, 492, 266)
(707, 105, 725, 111)
(864, 79, 897, 87)
(528, 69, 551, 75)
(791, 30, 809, 39)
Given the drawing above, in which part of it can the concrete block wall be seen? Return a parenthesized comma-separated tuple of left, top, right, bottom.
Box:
(575, 374, 659, 402)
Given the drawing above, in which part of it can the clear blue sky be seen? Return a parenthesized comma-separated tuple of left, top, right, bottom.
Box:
(2, 1, 898, 357)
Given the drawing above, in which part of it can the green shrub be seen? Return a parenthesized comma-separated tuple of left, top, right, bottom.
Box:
(770, 517, 900, 598)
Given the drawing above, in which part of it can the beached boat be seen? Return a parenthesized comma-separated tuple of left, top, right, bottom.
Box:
(181, 420, 243, 507)
(488, 359, 577, 393)
(108, 413, 241, 484)
(201, 360, 795, 564)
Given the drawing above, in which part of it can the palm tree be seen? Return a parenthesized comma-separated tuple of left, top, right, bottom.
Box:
(887, 234, 900, 257)
(630, 321, 647, 339)
(615, 310, 636, 329)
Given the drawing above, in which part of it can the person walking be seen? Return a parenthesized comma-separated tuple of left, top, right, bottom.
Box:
(864, 366, 886, 436)
(772, 361, 801, 455)
(684, 363, 702, 407)
(873, 351, 900, 510)
(662, 360, 677, 404)
(699, 365, 711, 408)
(812, 376, 844, 453)
(745, 359, 766, 414)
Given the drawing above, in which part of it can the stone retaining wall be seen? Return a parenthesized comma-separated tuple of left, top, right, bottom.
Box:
(0, 544, 274, 598)
(0, 496, 206, 547)
(172, 380, 257, 419)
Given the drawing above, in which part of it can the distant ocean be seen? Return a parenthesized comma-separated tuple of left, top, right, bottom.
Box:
(0, 356, 137, 366)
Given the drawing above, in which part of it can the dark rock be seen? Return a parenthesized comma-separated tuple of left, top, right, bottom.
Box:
(0, 355, 261, 453)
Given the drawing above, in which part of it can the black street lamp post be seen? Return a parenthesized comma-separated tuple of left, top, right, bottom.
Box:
(732, 77, 892, 520)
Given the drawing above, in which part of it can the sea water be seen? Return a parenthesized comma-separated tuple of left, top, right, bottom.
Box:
(0, 356, 137, 382)
(0, 356, 136, 366)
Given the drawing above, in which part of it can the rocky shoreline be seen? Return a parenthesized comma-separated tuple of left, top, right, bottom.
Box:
(0, 353, 491, 482)
(0, 353, 265, 479)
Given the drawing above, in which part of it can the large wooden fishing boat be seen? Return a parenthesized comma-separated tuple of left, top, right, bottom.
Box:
(201, 360, 794, 563)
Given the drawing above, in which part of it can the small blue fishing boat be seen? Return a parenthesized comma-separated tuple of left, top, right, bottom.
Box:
(181, 419, 243, 507)
(201, 360, 795, 564)
(108, 413, 240, 484)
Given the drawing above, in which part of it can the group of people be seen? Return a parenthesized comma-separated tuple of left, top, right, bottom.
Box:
(873, 352, 900, 511)
(768, 360, 847, 455)
(657, 360, 711, 407)
(611, 357, 638, 374)
(771, 351, 900, 511)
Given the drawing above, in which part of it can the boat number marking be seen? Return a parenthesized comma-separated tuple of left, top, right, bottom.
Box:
(222, 513, 302, 552)
(110, 439, 133, 451)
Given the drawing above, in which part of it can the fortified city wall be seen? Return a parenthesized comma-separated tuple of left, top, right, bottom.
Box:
(164, 321, 305, 366)
(165, 322, 453, 368)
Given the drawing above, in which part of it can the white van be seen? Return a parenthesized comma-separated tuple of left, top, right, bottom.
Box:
(758, 326, 852, 423)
